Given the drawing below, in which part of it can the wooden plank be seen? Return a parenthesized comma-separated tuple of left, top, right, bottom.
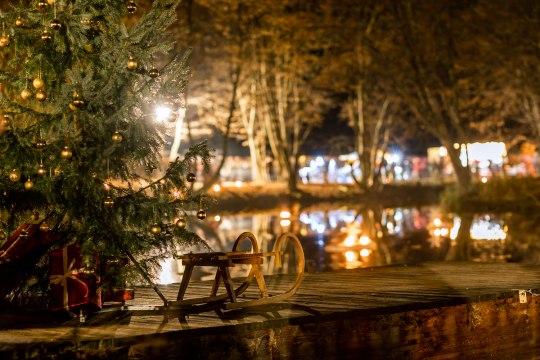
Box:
(0, 262, 539, 348)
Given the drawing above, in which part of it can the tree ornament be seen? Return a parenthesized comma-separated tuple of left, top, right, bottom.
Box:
(127, 56, 138, 71)
(37, 164, 47, 176)
(50, 19, 62, 30)
(1, 115, 10, 130)
(9, 169, 21, 182)
(39, 222, 50, 232)
(34, 138, 47, 150)
(47, 0, 55, 5)
(37, 0, 49, 11)
(127, 1, 138, 14)
(36, 89, 47, 101)
(83, 43, 94, 53)
(24, 178, 34, 190)
(0, 231, 5, 241)
(148, 68, 160, 78)
(112, 131, 123, 143)
(41, 29, 52, 42)
(15, 17, 25, 27)
(0, 35, 10, 47)
(21, 88, 32, 100)
(60, 146, 72, 159)
(186, 173, 196, 182)
(104, 196, 115, 207)
(150, 224, 161, 235)
(175, 217, 186, 229)
(196, 210, 207, 220)
(54, 167, 62, 176)
(33, 77, 44, 89)
(71, 94, 87, 110)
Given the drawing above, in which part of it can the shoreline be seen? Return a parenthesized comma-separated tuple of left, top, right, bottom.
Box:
(208, 182, 445, 214)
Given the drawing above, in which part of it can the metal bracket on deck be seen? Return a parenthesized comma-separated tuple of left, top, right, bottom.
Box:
(519, 290, 527, 304)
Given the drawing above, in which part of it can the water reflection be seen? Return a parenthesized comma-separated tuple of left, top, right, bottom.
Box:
(158, 205, 535, 284)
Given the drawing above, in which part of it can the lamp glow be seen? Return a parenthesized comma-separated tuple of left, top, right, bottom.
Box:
(155, 106, 172, 122)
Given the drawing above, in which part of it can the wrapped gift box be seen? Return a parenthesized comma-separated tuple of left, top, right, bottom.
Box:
(49, 244, 101, 314)
(0, 222, 56, 262)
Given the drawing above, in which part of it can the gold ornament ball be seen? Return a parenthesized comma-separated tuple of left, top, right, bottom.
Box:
(196, 210, 207, 220)
(148, 68, 160, 78)
(0, 231, 5, 241)
(83, 43, 94, 53)
(72, 97, 87, 110)
(34, 138, 47, 150)
(175, 218, 186, 229)
(24, 179, 34, 190)
(0, 35, 10, 47)
(127, 57, 138, 71)
(150, 224, 162, 235)
(37, 165, 47, 176)
(21, 88, 32, 100)
(41, 30, 52, 42)
(36, 89, 47, 101)
(104, 196, 115, 207)
(112, 131, 123, 143)
(127, 1, 138, 13)
(168, 112, 177, 123)
(186, 173, 196, 182)
(50, 19, 62, 30)
(60, 146, 73, 159)
(15, 17, 24, 27)
(1, 116, 10, 130)
(9, 169, 21, 182)
(39, 222, 50, 232)
(33, 77, 44, 89)
(47, 0, 55, 5)
(37, 0, 49, 11)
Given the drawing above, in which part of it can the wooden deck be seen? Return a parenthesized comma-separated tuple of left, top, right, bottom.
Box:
(1, 262, 540, 359)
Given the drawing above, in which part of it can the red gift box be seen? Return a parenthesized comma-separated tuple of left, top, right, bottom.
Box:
(0, 222, 56, 262)
(49, 244, 101, 315)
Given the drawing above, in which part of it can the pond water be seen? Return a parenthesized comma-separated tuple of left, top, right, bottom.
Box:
(157, 205, 540, 284)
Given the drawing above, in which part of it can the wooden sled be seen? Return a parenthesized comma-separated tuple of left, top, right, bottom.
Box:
(167, 232, 305, 310)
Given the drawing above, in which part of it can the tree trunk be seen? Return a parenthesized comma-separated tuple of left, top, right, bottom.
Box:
(442, 138, 472, 194)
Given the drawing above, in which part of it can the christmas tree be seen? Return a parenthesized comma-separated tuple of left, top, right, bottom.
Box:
(0, 0, 211, 308)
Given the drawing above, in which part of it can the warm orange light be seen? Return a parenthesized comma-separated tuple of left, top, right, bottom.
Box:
(359, 236, 371, 245)
(345, 251, 357, 262)
(280, 219, 291, 227)
(280, 211, 291, 219)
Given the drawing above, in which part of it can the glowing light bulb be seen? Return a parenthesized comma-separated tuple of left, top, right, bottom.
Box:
(345, 251, 357, 262)
(280, 219, 291, 227)
(359, 236, 370, 245)
(344, 236, 355, 247)
(155, 106, 172, 122)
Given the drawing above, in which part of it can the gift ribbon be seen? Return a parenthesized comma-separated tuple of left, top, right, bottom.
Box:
(49, 246, 89, 317)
